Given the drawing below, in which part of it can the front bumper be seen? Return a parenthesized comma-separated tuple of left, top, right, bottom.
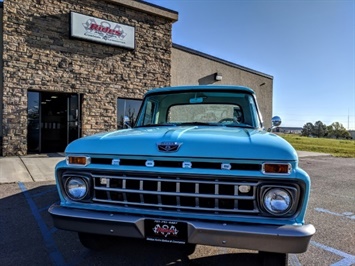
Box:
(49, 203, 315, 254)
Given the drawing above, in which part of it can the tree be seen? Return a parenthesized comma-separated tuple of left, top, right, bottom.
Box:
(312, 121, 327, 138)
(301, 122, 314, 136)
(327, 122, 350, 139)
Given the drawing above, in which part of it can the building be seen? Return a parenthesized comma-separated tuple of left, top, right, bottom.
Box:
(0, 0, 273, 156)
(276, 127, 303, 134)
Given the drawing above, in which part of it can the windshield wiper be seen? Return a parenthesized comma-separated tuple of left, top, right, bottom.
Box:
(224, 123, 254, 128)
(135, 123, 178, 128)
(178, 122, 217, 126)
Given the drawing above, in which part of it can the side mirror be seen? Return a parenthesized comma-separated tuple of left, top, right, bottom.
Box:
(268, 116, 282, 132)
(271, 116, 282, 127)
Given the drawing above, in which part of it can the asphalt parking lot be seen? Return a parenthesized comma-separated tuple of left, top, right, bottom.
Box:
(0, 156, 354, 266)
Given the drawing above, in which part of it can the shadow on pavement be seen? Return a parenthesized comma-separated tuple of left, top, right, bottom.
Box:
(0, 182, 262, 266)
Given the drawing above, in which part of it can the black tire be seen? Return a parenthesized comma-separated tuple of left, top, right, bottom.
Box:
(259, 251, 288, 266)
(78, 232, 112, 251)
(167, 243, 196, 255)
(181, 243, 196, 255)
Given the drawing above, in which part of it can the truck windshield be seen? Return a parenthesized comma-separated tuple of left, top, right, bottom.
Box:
(135, 91, 262, 128)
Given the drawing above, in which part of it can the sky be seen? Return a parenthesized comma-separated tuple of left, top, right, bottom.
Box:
(144, 0, 355, 130)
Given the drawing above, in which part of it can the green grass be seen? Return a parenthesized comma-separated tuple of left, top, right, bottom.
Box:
(278, 134, 355, 158)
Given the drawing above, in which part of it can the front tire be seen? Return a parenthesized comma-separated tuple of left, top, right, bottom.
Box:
(181, 243, 196, 255)
(259, 251, 288, 266)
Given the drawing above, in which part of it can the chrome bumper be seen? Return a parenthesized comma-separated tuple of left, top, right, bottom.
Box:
(49, 203, 315, 254)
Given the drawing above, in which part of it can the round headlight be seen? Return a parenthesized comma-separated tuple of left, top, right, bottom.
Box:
(263, 188, 292, 215)
(65, 177, 88, 200)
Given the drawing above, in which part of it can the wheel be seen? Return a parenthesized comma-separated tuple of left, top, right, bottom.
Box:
(259, 251, 288, 266)
(181, 243, 196, 255)
(78, 232, 113, 251)
(167, 243, 196, 255)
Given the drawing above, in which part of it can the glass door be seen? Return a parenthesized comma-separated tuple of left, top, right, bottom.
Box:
(27, 91, 41, 153)
(40, 92, 67, 153)
(67, 94, 81, 144)
(27, 92, 81, 153)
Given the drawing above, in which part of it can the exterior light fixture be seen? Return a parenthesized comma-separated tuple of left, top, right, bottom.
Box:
(215, 72, 222, 81)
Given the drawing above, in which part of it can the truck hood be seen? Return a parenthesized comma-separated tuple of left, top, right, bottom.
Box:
(66, 126, 298, 161)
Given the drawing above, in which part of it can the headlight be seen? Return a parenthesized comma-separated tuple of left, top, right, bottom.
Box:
(263, 188, 292, 215)
(65, 177, 88, 200)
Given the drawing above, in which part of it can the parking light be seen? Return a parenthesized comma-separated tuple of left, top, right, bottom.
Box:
(262, 163, 291, 174)
(66, 156, 91, 166)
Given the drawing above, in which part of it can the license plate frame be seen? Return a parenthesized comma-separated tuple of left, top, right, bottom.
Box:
(144, 219, 188, 244)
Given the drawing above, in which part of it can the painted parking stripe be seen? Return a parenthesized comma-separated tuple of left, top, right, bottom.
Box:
(315, 208, 355, 220)
(18, 182, 66, 266)
(289, 254, 302, 266)
(311, 241, 355, 266)
(31, 188, 58, 198)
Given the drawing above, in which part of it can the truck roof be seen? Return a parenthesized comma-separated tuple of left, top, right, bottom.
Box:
(145, 85, 255, 96)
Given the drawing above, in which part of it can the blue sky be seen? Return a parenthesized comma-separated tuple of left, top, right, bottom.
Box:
(144, 0, 355, 129)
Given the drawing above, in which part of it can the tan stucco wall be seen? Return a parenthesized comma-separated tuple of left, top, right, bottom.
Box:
(171, 46, 273, 129)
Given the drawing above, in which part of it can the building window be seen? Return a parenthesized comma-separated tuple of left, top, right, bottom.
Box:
(117, 98, 142, 129)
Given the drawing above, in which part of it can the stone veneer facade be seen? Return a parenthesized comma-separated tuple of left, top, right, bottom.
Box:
(1, 0, 177, 156)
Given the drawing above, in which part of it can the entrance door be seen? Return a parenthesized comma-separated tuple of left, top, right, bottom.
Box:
(27, 91, 81, 153)
(67, 94, 80, 144)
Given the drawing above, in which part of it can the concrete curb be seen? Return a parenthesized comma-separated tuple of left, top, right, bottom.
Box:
(296, 151, 332, 158)
(0, 155, 64, 184)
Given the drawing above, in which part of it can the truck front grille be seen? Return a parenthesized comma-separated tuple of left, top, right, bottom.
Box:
(92, 173, 260, 215)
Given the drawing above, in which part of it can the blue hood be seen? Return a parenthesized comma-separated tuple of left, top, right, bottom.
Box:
(65, 126, 298, 161)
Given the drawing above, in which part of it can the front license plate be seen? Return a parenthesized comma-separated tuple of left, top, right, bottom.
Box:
(145, 219, 187, 244)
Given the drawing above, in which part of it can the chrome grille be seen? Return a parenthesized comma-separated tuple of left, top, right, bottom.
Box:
(92, 173, 260, 215)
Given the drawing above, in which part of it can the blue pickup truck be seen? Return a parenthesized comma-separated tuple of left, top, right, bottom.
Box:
(49, 85, 315, 265)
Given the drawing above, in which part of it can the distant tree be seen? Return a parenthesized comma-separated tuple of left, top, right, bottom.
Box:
(326, 125, 333, 137)
(301, 122, 314, 136)
(327, 122, 350, 139)
(312, 121, 327, 138)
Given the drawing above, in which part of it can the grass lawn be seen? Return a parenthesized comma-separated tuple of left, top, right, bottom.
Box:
(278, 134, 355, 158)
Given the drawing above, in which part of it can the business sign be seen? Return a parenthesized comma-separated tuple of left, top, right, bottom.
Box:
(70, 12, 135, 49)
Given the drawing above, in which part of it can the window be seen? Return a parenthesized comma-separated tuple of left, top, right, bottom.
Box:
(168, 104, 242, 123)
(142, 100, 157, 125)
(117, 98, 142, 129)
(27, 91, 40, 153)
(135, 91, 261, 129)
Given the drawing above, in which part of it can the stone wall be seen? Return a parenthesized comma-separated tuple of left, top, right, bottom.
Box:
(2, 0, 176, 156)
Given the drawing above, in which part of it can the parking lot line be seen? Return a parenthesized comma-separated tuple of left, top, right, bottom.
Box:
(315, 208, 355, 220)
(289, 254, 302, 266)
(311, 241, 355, 266)
(18, 182, 66, 266)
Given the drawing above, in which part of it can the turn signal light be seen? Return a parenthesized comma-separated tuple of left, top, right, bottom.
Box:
(262, 163, 291, 174)
(66, 156, 90, 166)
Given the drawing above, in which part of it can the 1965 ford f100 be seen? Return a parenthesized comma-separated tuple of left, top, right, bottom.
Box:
(49, 85, 315, 265)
